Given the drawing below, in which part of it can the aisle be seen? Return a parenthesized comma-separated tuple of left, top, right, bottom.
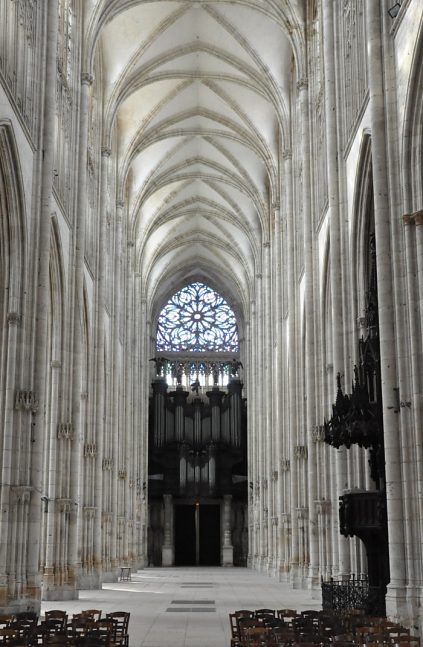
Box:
(42, 567, 321, 647)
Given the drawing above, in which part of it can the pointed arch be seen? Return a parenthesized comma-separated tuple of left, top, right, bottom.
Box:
(0, 121, 27, 453)
(0, 121, 26, 317)
(350, 131, 374, 327)
(402, 13, 423, 211)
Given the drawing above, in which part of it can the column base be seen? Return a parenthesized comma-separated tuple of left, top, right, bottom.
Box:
(386, 583, 407, 621)
(78, 568, 102, 590)
(42, 567, 79, 600)
(221, 545, 233, 566)
(162, 547, 174, 567)
(101, 568, 119, 583)
(0, 582, 41, 614)
(308, 566, 320, 595)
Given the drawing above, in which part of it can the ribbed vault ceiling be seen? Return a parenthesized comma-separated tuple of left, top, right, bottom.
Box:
(86, 1, 306, 317)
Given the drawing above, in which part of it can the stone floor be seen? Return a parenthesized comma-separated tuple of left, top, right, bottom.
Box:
(42, 568, 322, 647)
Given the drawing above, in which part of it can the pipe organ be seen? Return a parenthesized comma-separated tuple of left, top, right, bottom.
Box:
(148, 371, 248, 567)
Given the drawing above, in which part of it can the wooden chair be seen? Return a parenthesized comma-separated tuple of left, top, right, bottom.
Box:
(255, 609, 275, 620)
(0, 628, 19, 646)
(394, 639, 421, 647)
(84, 619, 117, 647)
(0, 617, 14, 630)
(68, 616, 96, 645)
(104, 613, 129, 647)
(234, 611, 255, 646)
(241, 625, 272, 647)
(44, 611, 68, 633)
(229, 613, 241, 647)
(238, 619, 264, 646)
(276, 609, 298, 625)
(10, 614, 39, 646)
(269, 628, 297, 645)
(42, 636, 71, 647)
(81, 611, 102, 623)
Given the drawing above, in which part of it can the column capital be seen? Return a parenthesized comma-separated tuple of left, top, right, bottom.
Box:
(283, 148, 292, 160)
(101, 147, 112, 158)
(7, 311, 21, 326)
(81, 72, 94, 86)
(84, 443, 97, 457)
(297, 77, 308, 91)
(11, 485, 32, 503)
(57, 423, 74, 440)
(280, 458, 290, 472)
(413, 210, 423, 226)
(102, 458, 114, 471)
(314, 499, 331, 515)
(116, 200, 125, 209)
(312, 425, 325, 442)
(15, 390, 38, 412)
(294, 444, 308, 460)
(296, 506, 308, 520)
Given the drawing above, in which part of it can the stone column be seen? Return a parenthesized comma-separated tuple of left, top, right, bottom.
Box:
(138, 296, 149, 568)
(365, 0, 406, 612)
(412, 213, 423, 539)
(132, 275, 143, 570)
(69, 68, 96, 589)
(255, 273, 266, 568)
(322, 0, 350, 578)
(221, 495, 233, 566)
(247, 301, 256, 567)
(272, 203, 283, 576)
(262, 241, 273, 572)
(298, 77, 319, 588)
(284, 147, 300, 584)
(162, 495, 174, 566)
(93, 147, 111, 576)
(110, 200, 124, 574)
(125, 243, 136, 567)
(401, 213, 422, 600)
(25, 1, 59, 609)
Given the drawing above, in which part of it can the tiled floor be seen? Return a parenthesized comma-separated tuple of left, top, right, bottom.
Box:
(42, 568, 322, 647)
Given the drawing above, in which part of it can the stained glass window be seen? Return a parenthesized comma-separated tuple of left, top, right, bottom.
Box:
(156, 282, 239, 352)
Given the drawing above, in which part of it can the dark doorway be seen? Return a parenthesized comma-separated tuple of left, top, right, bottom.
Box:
(174, 504, 221, 566)
(199, 505, 220, 565)
(174, 505, 196, 566)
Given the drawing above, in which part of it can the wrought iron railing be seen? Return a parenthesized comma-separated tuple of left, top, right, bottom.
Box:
(321, 576, 386, 616)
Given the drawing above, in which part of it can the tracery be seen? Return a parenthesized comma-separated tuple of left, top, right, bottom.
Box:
(156, 282, 239, 353)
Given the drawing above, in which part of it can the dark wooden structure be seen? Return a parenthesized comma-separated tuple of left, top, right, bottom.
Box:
(323, 235, 389, 616)
(148, 367, 248, 567)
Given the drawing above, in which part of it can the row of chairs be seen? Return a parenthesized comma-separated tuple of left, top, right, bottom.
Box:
(0, 609, 129, 646)
(229, 607, 419, 647)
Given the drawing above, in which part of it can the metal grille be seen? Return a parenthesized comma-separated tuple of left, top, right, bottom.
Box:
(321, 578, 386, 616)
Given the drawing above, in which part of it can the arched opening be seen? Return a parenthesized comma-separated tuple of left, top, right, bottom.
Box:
(147, 282, 247, 567)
